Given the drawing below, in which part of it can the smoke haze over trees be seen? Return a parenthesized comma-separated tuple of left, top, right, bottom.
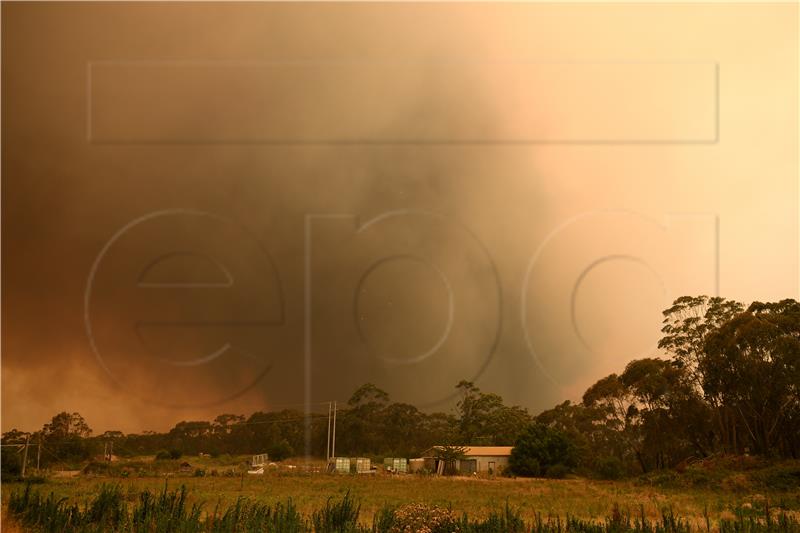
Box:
(3, 296, 798, 478)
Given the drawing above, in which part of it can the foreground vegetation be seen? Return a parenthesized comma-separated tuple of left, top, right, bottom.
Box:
(6, 481, 800, 533)
(3, 455, 800, 532)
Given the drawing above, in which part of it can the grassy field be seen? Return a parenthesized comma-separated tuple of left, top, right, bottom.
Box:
(3, 455, 800, 530)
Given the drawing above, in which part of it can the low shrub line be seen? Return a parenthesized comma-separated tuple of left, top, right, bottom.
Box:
(7, 483, 800, 533)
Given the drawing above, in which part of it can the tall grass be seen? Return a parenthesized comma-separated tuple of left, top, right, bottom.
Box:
(311, 492, 361, 532)
(205, 496, 304, 533)
(7, 483, 800, 532)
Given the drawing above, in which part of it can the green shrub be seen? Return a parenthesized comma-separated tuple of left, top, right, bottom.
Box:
(682, 466, 718, 487)
(753, 463, 800, 491)
(545, 464, 570, 479)
(466, 502, 526, 533)
(509, 423, 577, 477)
(596, 456, 625, 480)
(268, 439, 294, 462)
(1, 450, 22, 477)
(510, 456, 540, 477)
(154, 450, 171, 461)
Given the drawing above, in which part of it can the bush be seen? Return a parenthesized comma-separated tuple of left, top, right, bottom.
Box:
(466, 502, 525, 533)
(509, 423, 577, 478)
(595, 456, 625, 480)
(268, 439, 294, 462)
(753, 463, 800, 491)
(510, 457, 540, 477)
(386, 503, 461, 533)
(154, 450, 171, 461)
(169, 449, 182, 460)
(1, 450, 22, 477)
(48, 436, 93, 464)
(545, 464, 570, 479)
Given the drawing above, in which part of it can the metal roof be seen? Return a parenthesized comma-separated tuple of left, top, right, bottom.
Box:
(425, 446, 513, 457)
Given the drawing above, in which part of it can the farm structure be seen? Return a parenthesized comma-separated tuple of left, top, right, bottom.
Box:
(417, 446, 512, 475)
(330, 457, 372, 474)
(247, 453, 269, 474)
(383, 457, 408, 473)
(251, 453, 269, 468)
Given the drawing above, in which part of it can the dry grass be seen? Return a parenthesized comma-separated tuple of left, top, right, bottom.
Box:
(2, 467, 796, 527)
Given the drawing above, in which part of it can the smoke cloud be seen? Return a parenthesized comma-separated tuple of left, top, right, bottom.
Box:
(2, 2, 797, 433)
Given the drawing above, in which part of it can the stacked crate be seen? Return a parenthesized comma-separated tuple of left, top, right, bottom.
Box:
(351, 457, 371, 473)
(383, 457, 407, 473)
(333, 457, 350, 473)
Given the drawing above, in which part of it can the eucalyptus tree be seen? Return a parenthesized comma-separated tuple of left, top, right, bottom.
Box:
(658, 295, 744, 452)
(703, 299, 800, 456)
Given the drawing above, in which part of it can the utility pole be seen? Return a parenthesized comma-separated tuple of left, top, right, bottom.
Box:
(326, 402, 332, 463)
(21, 434, 30, 478)
(331, 401, 337, 459)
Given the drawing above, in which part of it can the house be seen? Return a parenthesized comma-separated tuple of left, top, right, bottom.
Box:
(420, 446, 513, 475)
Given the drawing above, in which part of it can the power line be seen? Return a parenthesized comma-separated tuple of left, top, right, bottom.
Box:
(227, 413, 331, 428)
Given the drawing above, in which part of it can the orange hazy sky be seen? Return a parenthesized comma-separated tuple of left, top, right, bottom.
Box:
(2, 2, 797, 434)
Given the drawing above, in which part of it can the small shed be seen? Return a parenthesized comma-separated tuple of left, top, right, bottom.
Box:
(420, 446, 513, 475)
(408, 458, 425, 473)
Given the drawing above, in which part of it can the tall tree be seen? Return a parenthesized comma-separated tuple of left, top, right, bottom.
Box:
(659, 295, 744, 452)
(340, 383, 391, 455)
(455, 381, 531, 445)
(41, 412, 93, 463)
(583, 374, 648, 472)
(703, 299, 800, 456)
(43, 412, 92, 439)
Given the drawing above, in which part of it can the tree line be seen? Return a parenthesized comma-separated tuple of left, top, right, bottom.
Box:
(1, 379, 531, 473)
(3, 295, 797, 479)
(527, 296, 799, 477)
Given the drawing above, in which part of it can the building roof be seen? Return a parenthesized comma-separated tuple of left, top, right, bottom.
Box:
(424, 446, 513, 457)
